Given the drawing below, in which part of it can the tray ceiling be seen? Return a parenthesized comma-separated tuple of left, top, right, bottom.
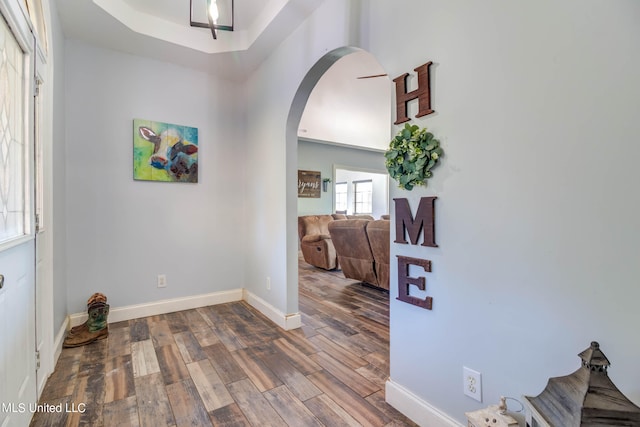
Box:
(55, 0, 325, 79)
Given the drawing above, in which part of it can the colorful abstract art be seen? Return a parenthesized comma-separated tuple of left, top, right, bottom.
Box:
(133, 119, 199, 183)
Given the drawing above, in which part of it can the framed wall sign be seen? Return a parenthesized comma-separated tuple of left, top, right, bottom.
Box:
(298, 170, 321, 198)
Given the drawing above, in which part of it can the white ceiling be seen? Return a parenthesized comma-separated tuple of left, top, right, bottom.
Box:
(298, 51, 390, 150)
(54, 0, 327, 80)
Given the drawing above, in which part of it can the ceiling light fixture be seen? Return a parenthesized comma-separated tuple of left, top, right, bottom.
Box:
(190, 0, 234, 40)
(207, 0, 219, 39)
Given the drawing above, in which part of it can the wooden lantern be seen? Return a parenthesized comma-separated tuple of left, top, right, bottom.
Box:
(523, 341, 640, 426)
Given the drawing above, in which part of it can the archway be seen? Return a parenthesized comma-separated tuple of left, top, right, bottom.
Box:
(285, 46, 391, 317)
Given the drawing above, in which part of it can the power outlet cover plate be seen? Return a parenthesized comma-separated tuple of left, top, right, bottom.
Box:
(157, 274, 167, 288)
(463, 367, 482, 402)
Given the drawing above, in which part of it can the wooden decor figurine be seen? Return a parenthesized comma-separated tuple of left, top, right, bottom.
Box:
(465, 398, 518, 427)
(523, 341, 640, 426)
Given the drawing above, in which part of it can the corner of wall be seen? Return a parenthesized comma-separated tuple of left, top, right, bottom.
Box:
(243, 289, 301, 330)
(386, 379, 464, 427)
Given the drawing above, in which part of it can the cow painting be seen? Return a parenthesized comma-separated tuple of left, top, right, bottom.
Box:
(133, 119, 198, 183)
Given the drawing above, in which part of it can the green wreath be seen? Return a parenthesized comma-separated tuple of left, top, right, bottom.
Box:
(385, 124, 444, 190)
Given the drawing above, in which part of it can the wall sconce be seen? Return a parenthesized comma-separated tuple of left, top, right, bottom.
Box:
(322, 178, 331, 192)
(190, 0, 234, 40)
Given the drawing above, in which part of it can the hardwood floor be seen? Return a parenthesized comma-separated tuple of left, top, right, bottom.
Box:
(31, 258, 416, 427)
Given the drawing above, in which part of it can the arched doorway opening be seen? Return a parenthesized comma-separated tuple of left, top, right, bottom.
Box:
(285, 46, 391, 328)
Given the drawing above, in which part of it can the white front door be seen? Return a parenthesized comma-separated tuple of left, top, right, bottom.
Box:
(33, 38, 52, 397)
(0, 244, 36, 427)
(0, 2, 38, 426)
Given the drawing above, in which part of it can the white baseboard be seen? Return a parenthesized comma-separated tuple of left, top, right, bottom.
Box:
(386, 379, 464, 427)
(68, 289, 244, 327)
(38, 319, 69, 398)
(243, 289, 301, 330)
(66, 289, 301, 332)
(53, 319, 68, 362)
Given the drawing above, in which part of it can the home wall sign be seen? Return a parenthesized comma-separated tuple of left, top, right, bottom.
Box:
(394, 197, 436, 247)
(393, 61, 434, 125)
(394, 197, 437, 310)
(298, 170, 321, 198)
(397, 255, 433, 309)
(387, 60, 443, 191)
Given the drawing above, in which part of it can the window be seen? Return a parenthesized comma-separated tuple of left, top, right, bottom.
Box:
(353, 180, 372, 214)
(335, 182, 347, 212)
(334, 168, 389, 218)
(0, 15, 27, 243)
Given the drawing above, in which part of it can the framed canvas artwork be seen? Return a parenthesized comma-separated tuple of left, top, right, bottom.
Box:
(133, 119, 199, 183)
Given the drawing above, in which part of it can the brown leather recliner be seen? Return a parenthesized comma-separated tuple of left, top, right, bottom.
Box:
(298, 215, 338, 270)
(366, 220, 390, 290)
(328, 219, 378, 286)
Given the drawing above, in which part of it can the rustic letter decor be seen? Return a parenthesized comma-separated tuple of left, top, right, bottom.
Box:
(397, 256, 433, 310)
(394, 197, 437, 247)
(393, 62, 434, 125)
(394, 197, 437, 310)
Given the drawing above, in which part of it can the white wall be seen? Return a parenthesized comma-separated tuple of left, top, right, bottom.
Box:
(366, 0, 640, 423)
(244, 0, 369, 315)
(246, 0, 640, 424)
(49, 0, 68, 336)
(64, 41, 247, 312)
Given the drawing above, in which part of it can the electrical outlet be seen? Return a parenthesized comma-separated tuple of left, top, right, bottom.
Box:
(463, 367, 482, 402)
(266, 276, 271, 290)
(157, 274, 167, 288)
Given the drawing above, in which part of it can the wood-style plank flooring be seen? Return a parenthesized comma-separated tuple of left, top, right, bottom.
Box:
(31, 257, 417, 426)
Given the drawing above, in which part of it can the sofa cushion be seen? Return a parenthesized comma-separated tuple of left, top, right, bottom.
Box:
(347, 214, 374, 220)
(298, 215, 334, 240)
(367, 220, 390, 290)
(301, 234, 331, 243)
(328, 219, 378, 286)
